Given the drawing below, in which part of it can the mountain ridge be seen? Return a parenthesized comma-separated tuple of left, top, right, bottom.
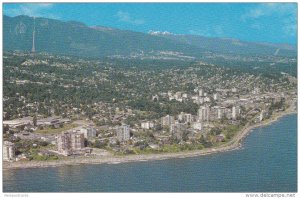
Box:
(3, 15, 297, 58)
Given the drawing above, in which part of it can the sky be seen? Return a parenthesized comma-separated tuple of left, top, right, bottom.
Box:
(3, 3, 297, 45)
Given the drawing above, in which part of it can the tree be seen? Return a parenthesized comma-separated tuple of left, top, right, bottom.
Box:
(182, 130, 189, 142)
(40, 141, 48, 147)
(210, 127, 222, 135)
(154, 124, 162, 131)
(199, 135, 206, 144)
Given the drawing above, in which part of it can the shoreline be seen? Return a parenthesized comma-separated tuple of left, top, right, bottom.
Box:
(3, 109, 297, 170)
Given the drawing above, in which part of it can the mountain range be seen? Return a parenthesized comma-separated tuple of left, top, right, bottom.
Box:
(3, 15, 297, 59)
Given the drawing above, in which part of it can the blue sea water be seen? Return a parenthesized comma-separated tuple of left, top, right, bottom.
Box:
(3, 114, 297, 192)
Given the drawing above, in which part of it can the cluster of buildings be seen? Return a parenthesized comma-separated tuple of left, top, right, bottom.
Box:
(158, 87, 240, 106)
(3, 52, 297, 159)
(56, 126, 96, 156)
(200, 105, 241, 121)
(165, 88, 224, 105)
(159, 103, 241, 136)
(142, 85, 295, 141)
(56, 124, 132, 156)
(3, 83, 295, 160)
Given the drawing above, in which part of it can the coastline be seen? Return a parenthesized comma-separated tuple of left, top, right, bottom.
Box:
(3, 109, 297, 170)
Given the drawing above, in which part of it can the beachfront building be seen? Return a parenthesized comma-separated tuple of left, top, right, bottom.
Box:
(71, 133, 85, 150)
(57, 132, 85, 156)
(116, 124, 130, 142)
(260, 110, 265, 122)
(80, 126, 96, 139)
(57, 132, 72, 156)
(3, 141, 15, 161)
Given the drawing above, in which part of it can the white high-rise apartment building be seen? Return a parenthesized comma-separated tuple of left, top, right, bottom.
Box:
(116, 124, 130, 142)
(198, 106, 210, 121)
(161, 115, 175, 126)
(232, 106, 240, 120)
(3, 141, 15, 161)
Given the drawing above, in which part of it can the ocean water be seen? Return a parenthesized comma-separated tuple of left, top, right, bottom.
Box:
(3, 114, 297, 192)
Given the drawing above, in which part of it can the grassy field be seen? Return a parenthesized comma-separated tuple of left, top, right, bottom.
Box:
(35, 123, 78, 135)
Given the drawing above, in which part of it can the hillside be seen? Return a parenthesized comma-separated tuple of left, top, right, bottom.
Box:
(3, 15, 206, 59)
(149, 32, 296, 57)
(3, 15, 297, 58)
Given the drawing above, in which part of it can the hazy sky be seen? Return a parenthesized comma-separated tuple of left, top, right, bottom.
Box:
(3, 3, 297, 45)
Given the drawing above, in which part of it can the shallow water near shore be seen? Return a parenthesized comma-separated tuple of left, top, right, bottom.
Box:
(3, 114, 297, 192)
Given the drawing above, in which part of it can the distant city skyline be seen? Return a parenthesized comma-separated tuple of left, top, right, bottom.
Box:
(3, 3, 297, 45)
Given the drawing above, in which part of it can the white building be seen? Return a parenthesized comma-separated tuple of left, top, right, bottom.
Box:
(175, 92, 182, 100)
(169, 96, 175, 101)
(260, 110, 265, 122)
(178, 112, 185, 122)
(116, 124, 130, 142)
(71, 133, 85, 151)
(232, 106, 241, 120)
(232, 87, 237, 93)
(204, 97, 210, 102)
(161, 115, 175, 126)
(198, 89, 203, 96)
(80, 127, 96, 139)
(141, 121, 154, 129)
(217, 107, 226, 119)
(192, 96, 204, 105)
(3, 141, 15, 161)
(192, 122, 202, 131)
(197, 97, 204, 104)
(152, 95, 159, 101)
(185, 113, 193, 123)
(198, 106, 210, 121)
(213, 93, 219, 101)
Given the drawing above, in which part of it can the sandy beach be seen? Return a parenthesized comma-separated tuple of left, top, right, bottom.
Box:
(3, 108, 297, 170)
